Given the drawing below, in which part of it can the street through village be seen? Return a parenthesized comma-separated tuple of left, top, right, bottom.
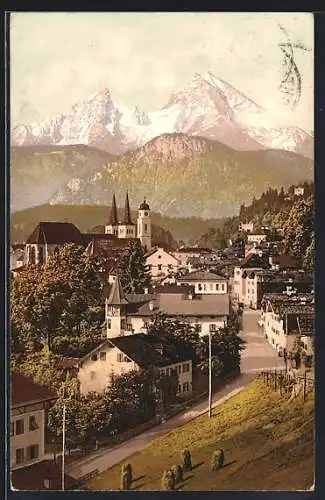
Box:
(66, 310, 285, 480)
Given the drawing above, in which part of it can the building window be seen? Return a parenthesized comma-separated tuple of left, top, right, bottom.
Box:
(198, 284, 203, 291)
(29, 415, 38, 431)
(27, 444, 39, 461)
(158, 255, 162, 259)
(117, 353, 124, 362)
(144, 212, 148, 217)
(178, 384, 182, 394)
(216, 283, 219, 291)
(107, 319, 111, 329)
(144, 224, 148, 232)
(16, 448, 25, 464)
(203, 284, 207, 291)
(177, 365, 182, 374)
(195, 323, 202, 333)
(29, 246, 36, 265)
(16, 419, 24, 435)
(158, 264, 162, 271)
(209, 324, 216, 333)
(10, 422, 14, 436)
(183, 363, 190, 373)
(100, 352, 106, 361)
(91, 354, 98, 361)
(38, 246, 44, 265)
(182, 382, 190, 392)
(221, 284, 225, 291)
(44, 479, 51, 489)
(210, 284, 213, 291)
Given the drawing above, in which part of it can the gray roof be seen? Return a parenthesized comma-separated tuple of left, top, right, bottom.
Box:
(178, 271, 225, 282)
(158, 293, 230, 317)
(122, 292, 230, 318)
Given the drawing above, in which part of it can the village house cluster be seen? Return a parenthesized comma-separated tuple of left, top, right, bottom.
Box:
(10, 192, 314, 488)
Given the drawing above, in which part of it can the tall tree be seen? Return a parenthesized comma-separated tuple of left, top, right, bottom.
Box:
(118, 240, 151, 293)
(11, 244, 105, 355)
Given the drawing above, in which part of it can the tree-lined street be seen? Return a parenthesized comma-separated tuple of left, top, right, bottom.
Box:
(66, 309, 284, 480)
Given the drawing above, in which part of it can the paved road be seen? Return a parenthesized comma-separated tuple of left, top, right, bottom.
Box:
(66, 310, 284, 480)
(240, 310, 285, 374)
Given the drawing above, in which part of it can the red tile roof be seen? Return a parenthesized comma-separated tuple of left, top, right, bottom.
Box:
(59, 358, 80, 368)
(11, 373, 57, 407)
(11, 460, 76, 490)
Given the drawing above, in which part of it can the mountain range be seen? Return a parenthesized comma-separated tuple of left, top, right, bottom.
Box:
(12, 72, 313, 159)
(48, 134, 313, 219)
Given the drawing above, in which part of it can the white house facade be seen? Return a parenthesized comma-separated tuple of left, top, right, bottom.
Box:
(145, 248, 180, 279)
(10, 373, 57, 471)
(177, 270, 228, 295)
(77, 334, 193, 396)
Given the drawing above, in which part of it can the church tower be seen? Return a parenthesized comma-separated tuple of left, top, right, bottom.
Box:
(105, 275, 128, 338)
(137, 198, 152, 251)
(118, 192, 136, 239)
(105, 193, 119, 236)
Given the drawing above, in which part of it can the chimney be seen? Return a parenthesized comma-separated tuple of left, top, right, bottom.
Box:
(149, 300, 154, 311)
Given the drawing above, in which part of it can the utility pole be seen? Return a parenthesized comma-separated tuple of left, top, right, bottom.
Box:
(62, 403, 66, 491)
(208, 330, 212, 418)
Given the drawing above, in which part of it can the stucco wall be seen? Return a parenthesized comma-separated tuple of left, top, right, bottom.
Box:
(11, 407, 45, 469)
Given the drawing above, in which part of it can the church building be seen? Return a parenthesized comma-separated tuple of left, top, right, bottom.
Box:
(105, 193, 152, 251)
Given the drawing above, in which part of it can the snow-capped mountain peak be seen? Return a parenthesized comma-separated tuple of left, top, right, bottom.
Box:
(11, 72, 313, 158)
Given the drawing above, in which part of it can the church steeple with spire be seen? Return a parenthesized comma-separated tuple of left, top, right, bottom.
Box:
(105, 193, 119, 236)
(118, 192, 136, 239)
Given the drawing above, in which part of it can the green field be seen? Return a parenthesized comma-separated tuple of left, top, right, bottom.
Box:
(88, 378, 314, 491)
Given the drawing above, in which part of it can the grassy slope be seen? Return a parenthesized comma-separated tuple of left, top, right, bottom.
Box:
(88, 378, 314, 491)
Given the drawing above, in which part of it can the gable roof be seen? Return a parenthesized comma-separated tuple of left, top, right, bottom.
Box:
(11, 373, 57, 408)
(26, 222, 84, 245)
(108, 334, 191, 368)
(239, 253, 271, 270)
(84, 235, 135, 256)
(145, 247, 179, 262)
(178, 270, 225, 282)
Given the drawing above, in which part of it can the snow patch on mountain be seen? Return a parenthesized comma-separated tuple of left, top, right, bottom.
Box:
(11, 72, 313, 158)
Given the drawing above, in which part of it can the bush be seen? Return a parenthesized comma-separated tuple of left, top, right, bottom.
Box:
(211, 449, 225, 471)
(171, 464, 183, 483)
(121, 463, 133, 482)
(161, 469, 175, 490)
(120, 463, 132, 490)
(182, 449, 192, 472)
(120, 471, 131, 490)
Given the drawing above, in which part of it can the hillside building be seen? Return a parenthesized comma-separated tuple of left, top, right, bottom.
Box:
(260, 293, 314, 357)
(103, 274, 230, 339)
(77, 333, 193, 396)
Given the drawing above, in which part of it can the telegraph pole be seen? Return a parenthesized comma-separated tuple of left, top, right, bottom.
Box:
(208, 331, 212, 418)
(62, 403, 66, 491)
